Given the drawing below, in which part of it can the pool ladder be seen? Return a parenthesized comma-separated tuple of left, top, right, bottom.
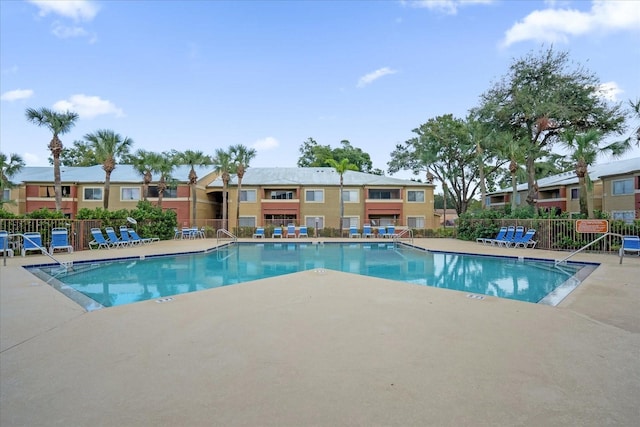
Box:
(554, 232, 625, 266)
(216, 229, 237, 244)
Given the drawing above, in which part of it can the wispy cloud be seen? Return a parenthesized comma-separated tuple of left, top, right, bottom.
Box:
(596, 82, 623, 102)
(28, 0, 99, 22)
(403, 0, 494, 15)
(502, 0, 640, 47)
(53, 94, 124, 119)
(1, 89, 34, 102)
(252, 137, 280, 151)
(357, 67, 398, 88)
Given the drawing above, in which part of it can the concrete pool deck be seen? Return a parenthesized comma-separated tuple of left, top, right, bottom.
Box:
(1, 238, 638, 426)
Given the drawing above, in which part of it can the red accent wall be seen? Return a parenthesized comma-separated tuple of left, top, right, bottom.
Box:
(262, 202, 300, 217)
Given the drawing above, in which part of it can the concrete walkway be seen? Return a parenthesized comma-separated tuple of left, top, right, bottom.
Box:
(1, 238, 638, 426)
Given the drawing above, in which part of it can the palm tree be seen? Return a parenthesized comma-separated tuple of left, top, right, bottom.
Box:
(132, 150, 161, 201)
(212, 148, 233, 230)
(151, 153, 176, 208)
(176, 150, 211, 225)
(25, 107, 79, 211)
(83, 129, 133, 209)
(229, 144, 256, 231)
(501, 138, 528, 212)
(326, 158, 358, 229)
(0, 152, 25, 207)
(561, 129, 631, 217)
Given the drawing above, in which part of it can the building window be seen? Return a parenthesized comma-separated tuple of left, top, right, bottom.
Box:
(408, 217, 425, 228)
(342, 190, 359, 202)
(305, 189, 324, 202)
(39, 185, 71, 197)
(612, 210, 636, 224)
(3, 189, 10, 200)
(148, 186, 177, 198)
(270, 190, 293, 200)
(240, 189, 256, 202)
(121, 187, 141, 201)
(570, 188, 579, 199)
(83, 187, 103, 201)
(612, 179, 633, 195)
(341, 216, 359, 229)
(407, 190, 425, 202)
(239, 216, 256, 227)
(305, 216, 324, 229)
(368, 189, 400, 199)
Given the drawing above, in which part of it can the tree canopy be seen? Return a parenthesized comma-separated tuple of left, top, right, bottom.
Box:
(297, 138, 380, 174)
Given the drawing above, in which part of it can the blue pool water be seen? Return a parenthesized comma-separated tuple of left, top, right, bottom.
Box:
(27, 242, 595, 309)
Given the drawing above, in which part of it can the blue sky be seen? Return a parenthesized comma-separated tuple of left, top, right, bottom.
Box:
(1, 0, 639, 181)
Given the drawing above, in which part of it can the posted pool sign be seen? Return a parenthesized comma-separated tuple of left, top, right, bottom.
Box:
(576, 219, 609, 233)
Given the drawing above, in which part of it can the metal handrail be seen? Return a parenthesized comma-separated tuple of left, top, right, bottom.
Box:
(393, 228, 413, 244)
(555, 232, 624, 266)
(216, 229, 237, 244)
(2, 233, 72, 269)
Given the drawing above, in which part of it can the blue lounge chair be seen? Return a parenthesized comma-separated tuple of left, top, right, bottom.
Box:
(487, 226, 514, 246)
(377, 226, 387, 238)
(298, 226, 308, 238)
(89, 228, 112, 250)
(349, 226, 361, 238)
(500, 226, 525, 247)
(105, 226, 126, 247)
(272, 227, 283, 238)
(286, 224, 297, 238)
(128, 228, 159, 244)
(513, 229, 537, 249)
(477, 227, 507, 245)
(253, 227, 265, 238)
(362, 224, 373, 238)
(386, 225, 396, 238)
(621, 235, 640, 256)
(22, 232, 47, 256)
(49, 227, 73, 254)
(119, 226, 138, 246)
(0, 230, 14, 257)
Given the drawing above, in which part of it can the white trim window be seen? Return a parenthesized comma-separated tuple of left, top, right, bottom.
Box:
(305, 216, 324, 229)
(407, 216, 425, 228)
(3, 189, 10, 200)
(121, 187, 141, 201)
(83, 187, 103, 201)
(240, 189, 257, 202)
(612, 178, 633, 195)
(611, 210, 636, 224)
(407, 190, 425, 202)
(341, 216, 359, 229)
(239, 216, 256, 227)
(305, 189, 324, 203)
(342, 189, 359, 203)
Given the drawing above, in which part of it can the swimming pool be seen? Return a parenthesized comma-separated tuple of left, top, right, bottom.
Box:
(27, 242, 596, 309)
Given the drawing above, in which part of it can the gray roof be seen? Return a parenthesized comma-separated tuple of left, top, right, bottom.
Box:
(9, 164, 216, 184)
(489, 157, 640, 195)
(207, 167, 431, 188)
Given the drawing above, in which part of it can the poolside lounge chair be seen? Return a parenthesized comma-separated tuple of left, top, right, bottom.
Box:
(0, 230, 14, 257)
(49, 227, 74, 254)
(128, 228, 159, 244)
(272, 227, 283, 238)
(499, 226, 525, 247)
(513, 229, 537, 249)
(487, 226, 514, 246)
(119, 226, 138, 246)
(89, 228, 112, 250)
(621, 235, 640, 256)
(386, 225, 397, 238)
(22, 232, 47, 256)
(253, 227, 265, 238)
(286, 224, 297, 238)
(377, 226, 387, 238)
(349, 226, 361, 238)
(105, 226, 127, 247)
(298, 226, 308, 238)
(173, 227, 181, 239)
(476, 227, 507, 245)
(362, 224, 373, 238)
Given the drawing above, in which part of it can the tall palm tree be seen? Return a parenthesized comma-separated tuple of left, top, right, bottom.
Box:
(500, 138, 528, 212)
(83, 129, 133, 209)
(229, 144, 256, 231)
(25, 107, 79, 211)
(212, 148, 233, 230)
(0, 152, 25, 207)
(176, 150, 211, 225)
(132, 150, 161, 201)
(561, 129, 631, 218)
(151, 153, 176, 208)
(326, 158, 358, 229)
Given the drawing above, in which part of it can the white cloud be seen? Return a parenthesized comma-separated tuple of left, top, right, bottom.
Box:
(23, 152, 46, 166)
(1, 89, 34, 102)
(252, 137, 280, 151)
(53, 94, 124, 119)
(52, 23, 89, 39)
(28, 0, 99, 22)
(502, 0, 640, 47)
(357, 67, 398, 88)
(596, 82, 623, 102)
(404, 0, 494, 15)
